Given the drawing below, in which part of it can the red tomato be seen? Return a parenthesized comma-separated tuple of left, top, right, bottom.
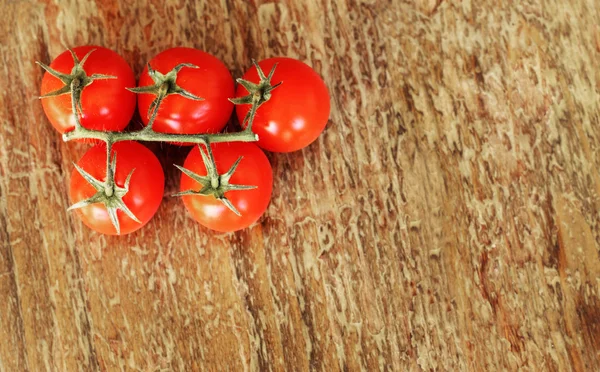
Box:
(180, 142, 272, 232)
(235, 57, 330, 152)
(137, 47, 234, 137)
(70, 141, 164, 235)
(40, 46, 136, 134)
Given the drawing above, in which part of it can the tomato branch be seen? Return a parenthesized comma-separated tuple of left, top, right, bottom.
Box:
(39, 50, 279, 234)
(62, 124, 259, 144)
(62, 60, 262, 145)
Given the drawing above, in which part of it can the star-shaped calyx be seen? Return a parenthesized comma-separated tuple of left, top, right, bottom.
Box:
(68, 151, 139, 235)
(128, 63, 203, 124)
(37, 49, 116, 116)
(174, 144, 256, 216)
(229, 60, 282, 130)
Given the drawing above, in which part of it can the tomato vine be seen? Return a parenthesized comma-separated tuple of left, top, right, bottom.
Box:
(37, 48, 280, 234)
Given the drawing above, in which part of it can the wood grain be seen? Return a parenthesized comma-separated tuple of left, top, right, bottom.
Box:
(1, 0, 600, 370)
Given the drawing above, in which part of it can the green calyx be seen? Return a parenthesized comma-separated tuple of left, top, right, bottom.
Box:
(67, 150, 138, 235)
(173, 144, 256, 216)
(229, 60, 282, 131)
(127, 63, 203, 123)
(37, 49, 116, 117)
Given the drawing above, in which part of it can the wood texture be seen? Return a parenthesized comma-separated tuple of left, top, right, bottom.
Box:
(1, 0, 600, 370)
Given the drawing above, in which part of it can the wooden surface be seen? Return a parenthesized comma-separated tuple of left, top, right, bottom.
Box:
(1, 0, 600, 370)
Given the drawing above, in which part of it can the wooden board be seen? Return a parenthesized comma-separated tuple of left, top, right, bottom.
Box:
(1, 0, 600, 370)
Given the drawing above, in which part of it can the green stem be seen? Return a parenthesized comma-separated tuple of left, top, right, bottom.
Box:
(71, 78, 83, 129)
(145, 84, 168, 130)
(244, 95, 261, 132)
(63, 127, 257, 144)
(63, 79, 257, 145)
(105, 141, 114, 196)
(203, 143, 220, 188)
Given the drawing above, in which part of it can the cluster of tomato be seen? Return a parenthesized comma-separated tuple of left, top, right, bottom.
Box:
(39, 46, 330, 235)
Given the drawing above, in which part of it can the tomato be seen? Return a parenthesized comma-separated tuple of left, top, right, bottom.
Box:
(70, 141, 164, 235)
(180, 142, 272, 232)
(40, 46, 136, 134)
(235, 57, 330, 152)
(137, 47, 234, 137)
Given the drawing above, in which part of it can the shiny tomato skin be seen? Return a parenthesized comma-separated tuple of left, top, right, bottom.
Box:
(40, 46, 136, 134)
(235, 57, 330, 152)
(137, 47, 234, 138)
(180, 143, 272, 232)
(70, 142, 165, 235)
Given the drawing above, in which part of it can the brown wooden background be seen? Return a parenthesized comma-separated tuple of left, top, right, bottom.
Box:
(1, 0, 600, 370)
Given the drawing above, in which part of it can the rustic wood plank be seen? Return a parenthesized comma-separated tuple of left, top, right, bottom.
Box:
(1, 0, 600, 370)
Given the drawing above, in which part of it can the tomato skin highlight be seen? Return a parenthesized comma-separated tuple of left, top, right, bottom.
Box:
(180, 143, 273, 232)
(70, 142, 165, 235)
(235, 57, 330, 152)
(40, 46, 136, 134)
(137, 47, 234, 138)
